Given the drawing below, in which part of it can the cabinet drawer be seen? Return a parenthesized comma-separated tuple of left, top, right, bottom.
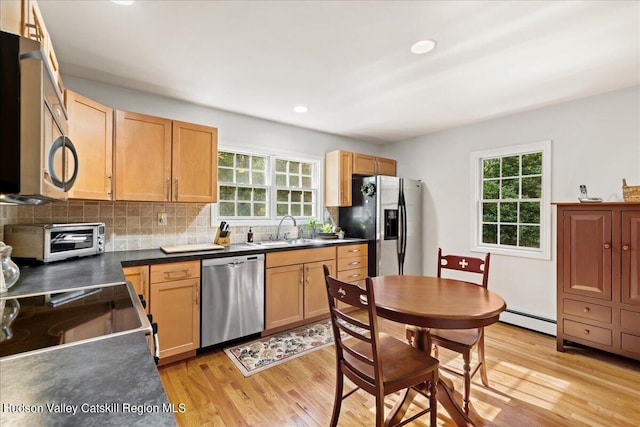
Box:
(621, 310, 640, 333)
(337, 255, 367, 271)
(563, 299, 611, 323)
(621, 333, 640, 356)
(151, 260, 200, 283)
(337, 267, 368, 284)
(563, 319, 612, 346)
(266, 247, 335, 268)
(337, 243, 367, 258)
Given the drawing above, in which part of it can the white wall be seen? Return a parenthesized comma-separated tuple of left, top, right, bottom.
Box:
(382, 86, 640, 334)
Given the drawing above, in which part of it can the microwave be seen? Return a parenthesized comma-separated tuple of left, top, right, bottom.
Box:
(3, 223, 105, 263)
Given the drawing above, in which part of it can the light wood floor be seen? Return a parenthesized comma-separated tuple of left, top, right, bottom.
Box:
(159, 319, 640, 426)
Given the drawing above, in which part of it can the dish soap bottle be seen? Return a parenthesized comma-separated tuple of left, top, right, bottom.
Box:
(247, 227, 253, 243)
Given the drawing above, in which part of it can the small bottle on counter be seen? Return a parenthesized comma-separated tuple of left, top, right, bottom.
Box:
(247, 227, 253, 243)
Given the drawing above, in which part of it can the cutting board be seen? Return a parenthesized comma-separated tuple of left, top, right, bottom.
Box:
(160, 243, 225, 253)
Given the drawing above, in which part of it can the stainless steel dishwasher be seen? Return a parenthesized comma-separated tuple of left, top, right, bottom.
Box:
(201, 254, 265, 347)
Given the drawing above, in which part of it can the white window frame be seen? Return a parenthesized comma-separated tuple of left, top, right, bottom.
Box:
(469, 140, 552, 260)
(212, 146, 322, 226)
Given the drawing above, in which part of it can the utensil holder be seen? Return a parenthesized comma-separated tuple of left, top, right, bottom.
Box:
(214, 229, 231, 246)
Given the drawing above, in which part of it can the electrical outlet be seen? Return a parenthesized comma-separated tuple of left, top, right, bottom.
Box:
(157, 212, 168, 226)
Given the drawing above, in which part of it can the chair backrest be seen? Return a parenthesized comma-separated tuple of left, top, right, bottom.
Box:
(323, 264, 382, 394)
(437, 247, 491, 288)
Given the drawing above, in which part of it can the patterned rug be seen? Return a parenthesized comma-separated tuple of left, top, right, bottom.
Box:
(224, 320, 338, 377)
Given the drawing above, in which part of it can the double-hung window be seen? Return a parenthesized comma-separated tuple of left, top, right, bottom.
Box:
(470, 140, 551, 260)
(216, 149, 319, 222)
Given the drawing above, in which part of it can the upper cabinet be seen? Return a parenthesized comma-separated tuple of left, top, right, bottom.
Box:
(325, 150, 353, 207)
(1, 0, 64, 94)
(352, 152, 397, 176)
(325, 149, 396, 207)
(114, 111, 218, 203)
(65, 90, 113, 200)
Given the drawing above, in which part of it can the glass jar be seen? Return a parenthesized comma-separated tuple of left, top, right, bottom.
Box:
(0, 242, 20, 292)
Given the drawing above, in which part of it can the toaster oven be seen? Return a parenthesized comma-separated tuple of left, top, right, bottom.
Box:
(3, 222, 105, 263)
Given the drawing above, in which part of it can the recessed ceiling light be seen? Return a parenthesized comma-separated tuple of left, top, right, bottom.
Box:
(112, 0, 134, 5)
(410, 39, 436, 55)
(293, 105, 308, 113)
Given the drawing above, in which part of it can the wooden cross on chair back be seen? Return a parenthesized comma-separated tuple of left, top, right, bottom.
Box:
(437, 247, 490, 288)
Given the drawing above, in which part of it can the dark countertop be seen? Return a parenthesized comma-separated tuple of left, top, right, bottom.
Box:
(3, 238, 367, 298)
(0, 332, 176, 426)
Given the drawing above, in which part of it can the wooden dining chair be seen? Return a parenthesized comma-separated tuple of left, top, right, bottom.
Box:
(407, 247, 491, 415)
(323, 265, 439, 427)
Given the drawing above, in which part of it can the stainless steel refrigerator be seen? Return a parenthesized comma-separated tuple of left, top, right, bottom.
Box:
(339, 175, 422, 276)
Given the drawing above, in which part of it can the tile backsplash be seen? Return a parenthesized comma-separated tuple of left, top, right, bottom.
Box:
(0, 202, 337, 251)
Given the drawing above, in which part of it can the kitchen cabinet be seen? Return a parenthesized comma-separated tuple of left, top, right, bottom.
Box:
(123, 265, 149, 314)
(325, 150, 397, 207)
(556, 202, 640, 361)
(336, 243, 368, 310)
(265, 247, 336, 333)
(325, 150, 353, 207)
(149, 260, 200, 364)
(0, 0, 64, 94)
(114, 111, 218, 202)
(65, 90, 113, 200)
(352, 152, 396, 176)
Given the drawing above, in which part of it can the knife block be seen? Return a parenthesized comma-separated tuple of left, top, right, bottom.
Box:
(214, 229, 231, 246)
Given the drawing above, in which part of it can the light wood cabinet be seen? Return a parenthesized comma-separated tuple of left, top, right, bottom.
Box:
(66, 90, 113, 200)
(325, 150, 396, 207)
(123, 265, 149, 314)
(114, 111, 218, 202)
(265, 247, 336, 332)
(556, 202, 640, 361)
(352, 152, 396, 176)
(336, 243, 368, 310)
(1, 0, 65, 94)
(325, 150, 352, 207)
(149, 260, 201, 364)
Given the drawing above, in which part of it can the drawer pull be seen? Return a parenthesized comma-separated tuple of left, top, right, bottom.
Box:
(623, 245, 630, 251)
(164, 269, 191, 278)
(583, 307, 590, 313)
(349, 274, 361, 278)
(584, 329, 590, 335)
(349, 249, 360, 253)
(349, 261, 361, 266)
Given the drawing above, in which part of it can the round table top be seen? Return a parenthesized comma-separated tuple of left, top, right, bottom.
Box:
(370, 275, 507, 329)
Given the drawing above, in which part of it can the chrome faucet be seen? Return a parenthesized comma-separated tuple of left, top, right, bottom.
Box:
(276, 215, 297, 240)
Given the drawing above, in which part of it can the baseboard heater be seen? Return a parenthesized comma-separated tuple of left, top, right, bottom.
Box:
(499, 309, 556, 336)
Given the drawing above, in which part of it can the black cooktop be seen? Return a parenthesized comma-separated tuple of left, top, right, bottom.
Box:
(0, 283, 148, 359)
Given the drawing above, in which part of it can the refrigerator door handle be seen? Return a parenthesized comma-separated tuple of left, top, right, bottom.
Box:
(398, 179, 407, 275)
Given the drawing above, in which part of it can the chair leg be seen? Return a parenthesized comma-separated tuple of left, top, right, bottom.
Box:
(330, 372, 344, 427)
(429, 378, 438, 427)
(462, 350, 471, 415)
(478, 333, 489, 387)
(375, 391, 385, 427)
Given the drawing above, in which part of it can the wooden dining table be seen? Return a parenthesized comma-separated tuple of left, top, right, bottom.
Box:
(370, 275, 507, 427)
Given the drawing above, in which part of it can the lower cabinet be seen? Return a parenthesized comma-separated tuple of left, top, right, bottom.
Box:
(265, 247, 336, 333)
(336, 243, 368, 310)
(124, 260, 200, 365)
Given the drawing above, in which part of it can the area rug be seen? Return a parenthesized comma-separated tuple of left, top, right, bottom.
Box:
(224, 320, 339, 377)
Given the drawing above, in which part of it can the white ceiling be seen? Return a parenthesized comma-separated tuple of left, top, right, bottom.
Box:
(39, 1, 640, 144)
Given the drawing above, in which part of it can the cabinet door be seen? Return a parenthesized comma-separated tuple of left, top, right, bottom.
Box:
(66, 90, 113, 200)
(376, 157, 396, 176)
(562, 210, 612, 300)
(114, 111, 172, 201)
(325, 150, 352, 207)
(265, 264, 304, 329)
(123, 265, 149, 314)
(304, 260, 335, 319)
(0, 1, 22, 35)
(150, 278, 200, 359)
(172, 121, 218, 202)
(352, 152, 376, 175)
(622, 210, 640, 306)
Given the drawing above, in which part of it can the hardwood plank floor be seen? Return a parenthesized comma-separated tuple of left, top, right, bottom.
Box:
(159, 320, 640, 426)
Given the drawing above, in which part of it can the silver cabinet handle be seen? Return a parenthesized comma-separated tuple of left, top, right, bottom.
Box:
(166, 177, 171, 201)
